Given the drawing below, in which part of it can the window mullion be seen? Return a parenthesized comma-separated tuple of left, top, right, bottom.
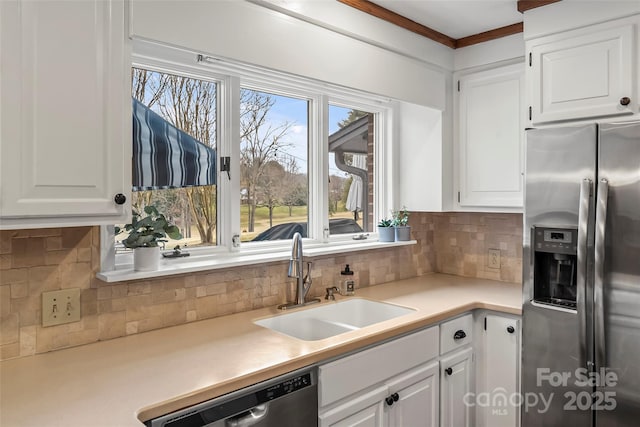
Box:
(307, 95, 329, 241)
(377, 107, 392, 225)
(218, 75, 241, 250)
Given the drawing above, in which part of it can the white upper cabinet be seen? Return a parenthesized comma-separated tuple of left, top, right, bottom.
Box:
(0, 0, 131, 229)
(527, 17, 637, 124)
(455, 62, 525, 209)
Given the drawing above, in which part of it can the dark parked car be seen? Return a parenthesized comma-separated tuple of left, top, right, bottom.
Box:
(251, 218, 363, 241)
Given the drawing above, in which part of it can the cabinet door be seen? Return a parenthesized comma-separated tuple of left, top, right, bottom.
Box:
(0, 0, 130, 227)
(457, 63, 524, 208)
(528, 23, 634, 124)
(440, 347, 473, 427)
(481, 315, 520, 427)
(387, 361, 439, 427)
(319, 385, 387, 427)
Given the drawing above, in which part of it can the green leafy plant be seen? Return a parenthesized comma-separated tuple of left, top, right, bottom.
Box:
(378, 218, 393, 227)
(391, 206, 410, 227)
(115, 205, 182, 249)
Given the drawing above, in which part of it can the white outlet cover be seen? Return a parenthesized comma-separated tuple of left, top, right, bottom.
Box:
(488, 249, 501, 269)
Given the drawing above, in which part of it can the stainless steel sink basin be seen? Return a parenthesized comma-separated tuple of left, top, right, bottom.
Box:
(254, 298, 415, 341)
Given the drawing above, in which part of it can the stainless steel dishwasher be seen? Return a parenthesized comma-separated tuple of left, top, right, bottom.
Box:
(146, 367, 318, 427)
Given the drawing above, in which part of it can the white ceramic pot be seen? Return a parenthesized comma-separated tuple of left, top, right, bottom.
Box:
(394, 226, 411, 241)
(378, 226, 395, 242)
(133, 246, 160, 271)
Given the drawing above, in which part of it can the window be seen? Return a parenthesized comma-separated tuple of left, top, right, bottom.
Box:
(239, 89, 309, 242)
(116, 68, 219, 251)
(106, 42, 393, 272)
(328, 105, 374, 235)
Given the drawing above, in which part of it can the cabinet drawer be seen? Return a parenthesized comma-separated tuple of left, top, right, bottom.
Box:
(318, 326, 439, 408)
(440, 314, 473, 355)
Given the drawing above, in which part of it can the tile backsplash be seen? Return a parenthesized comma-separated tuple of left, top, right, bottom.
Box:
(0, 212, 521, 360)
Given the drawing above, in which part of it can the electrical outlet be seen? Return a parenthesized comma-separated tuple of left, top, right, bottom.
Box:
(42, 288, 81, 327)
(488, 249, 501, 269)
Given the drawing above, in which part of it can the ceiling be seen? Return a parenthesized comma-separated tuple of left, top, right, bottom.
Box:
(369, 0, 524, 39)
(338, 0, 561, 48)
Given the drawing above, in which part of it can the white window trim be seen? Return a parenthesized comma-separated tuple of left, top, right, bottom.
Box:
(99, 38, 404, 282)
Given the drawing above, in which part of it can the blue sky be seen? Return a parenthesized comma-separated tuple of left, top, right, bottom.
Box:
(265, 92, 354, 176)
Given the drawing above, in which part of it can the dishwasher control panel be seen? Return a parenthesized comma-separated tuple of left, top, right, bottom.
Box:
(261, 372, 313, 402)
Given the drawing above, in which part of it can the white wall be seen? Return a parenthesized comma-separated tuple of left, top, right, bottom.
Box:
(256, 0, 454, 71)
(524, 0, 640, 40)
(130, 0, 447, 109)
(395, 102, 446, 211)
(454, 33, 525, 72)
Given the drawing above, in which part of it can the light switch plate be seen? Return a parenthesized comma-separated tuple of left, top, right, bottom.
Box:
(488, 249, 501, 269)
(42, 288, 81, 327)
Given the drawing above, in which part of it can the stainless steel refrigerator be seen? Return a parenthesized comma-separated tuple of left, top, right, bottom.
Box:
(522, 121, 640, 427)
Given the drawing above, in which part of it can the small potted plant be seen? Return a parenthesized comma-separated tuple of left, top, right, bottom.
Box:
(392, 206, 411, 241)
(377, 218, 395, 242)
(115, 205, 182, 271)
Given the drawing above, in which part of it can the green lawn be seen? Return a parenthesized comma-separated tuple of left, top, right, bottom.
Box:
(118, 204, 357, 247)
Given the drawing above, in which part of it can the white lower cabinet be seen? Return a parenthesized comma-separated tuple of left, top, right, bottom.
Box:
(476, 312, 521, 427)
(318, 311, 521, 427)
(387, 362, 439, 427)
(440, 347, 473, 427)
(319, 386, 388, 427)
(439, 314, 474, 427)
(318, 327, 439, 427)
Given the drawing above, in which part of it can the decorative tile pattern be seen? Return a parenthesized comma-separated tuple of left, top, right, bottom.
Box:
(0, 212, 521, 360)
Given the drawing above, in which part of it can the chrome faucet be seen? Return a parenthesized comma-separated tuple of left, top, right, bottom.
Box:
(278, 232, 321, 310)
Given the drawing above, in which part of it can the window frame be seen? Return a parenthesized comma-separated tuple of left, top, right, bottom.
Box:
(101, 40, 395, 274)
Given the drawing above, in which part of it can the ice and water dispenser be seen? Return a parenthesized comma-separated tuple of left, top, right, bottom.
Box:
(532, 227, 578, 309)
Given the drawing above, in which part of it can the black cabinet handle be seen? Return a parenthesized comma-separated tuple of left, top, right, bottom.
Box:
(114, 193, 127, 205)
(445, 367, 453, 376)
(507, 326, 515, 334)
(620, 97, 631, 106)
(453, 330, 466, 340)
(385, 393, 400, 406)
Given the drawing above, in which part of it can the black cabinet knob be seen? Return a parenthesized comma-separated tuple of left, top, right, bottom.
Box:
(445, 367, 453, 376)
(385, 396, 395, 406)
(507, 326, 515, 334)
(453, 330, 466, 340)
(114, 193, 127, 205)
(620, 97, 631, 106)
(392, 393, 399, 402)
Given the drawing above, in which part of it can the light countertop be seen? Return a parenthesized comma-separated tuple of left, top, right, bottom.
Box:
(0, 273, 522, 427)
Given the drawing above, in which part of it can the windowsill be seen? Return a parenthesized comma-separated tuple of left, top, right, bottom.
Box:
(96, 239, 416, 283)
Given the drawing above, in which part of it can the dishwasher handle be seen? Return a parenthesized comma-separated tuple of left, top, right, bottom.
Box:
(226, 404, 269, 427)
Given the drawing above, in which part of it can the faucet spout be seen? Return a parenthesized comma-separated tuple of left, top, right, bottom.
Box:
(279, 232, 320, 310)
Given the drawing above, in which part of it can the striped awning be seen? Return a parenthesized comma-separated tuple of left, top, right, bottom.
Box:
(132, 98, 216, 190)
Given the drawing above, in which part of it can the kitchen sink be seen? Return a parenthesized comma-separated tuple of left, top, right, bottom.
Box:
(254, 298, 415, 341)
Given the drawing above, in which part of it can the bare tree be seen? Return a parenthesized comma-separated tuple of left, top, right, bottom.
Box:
(255, 160, 286, 228)
(279, 155, 306, 216)
(240, 89, 295, 232)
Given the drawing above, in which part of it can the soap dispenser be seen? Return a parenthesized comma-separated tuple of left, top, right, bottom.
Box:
(341, 264, 355, 296)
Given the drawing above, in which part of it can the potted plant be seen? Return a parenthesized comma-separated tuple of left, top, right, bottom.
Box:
(392, 206, 411, 241)
(115, 205, 182, 271)
(377, 218, 395, 242)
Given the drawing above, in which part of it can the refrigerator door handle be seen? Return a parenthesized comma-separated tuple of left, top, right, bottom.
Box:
(594, 178, 609, 368)
(577, 179, 591, 369)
